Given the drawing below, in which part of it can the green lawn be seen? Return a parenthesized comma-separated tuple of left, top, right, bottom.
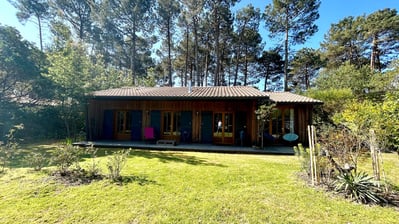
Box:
(0, 143, 398, 223)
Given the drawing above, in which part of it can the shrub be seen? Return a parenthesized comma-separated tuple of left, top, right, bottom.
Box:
(52, 144, 82, 174)
(107, 149, 131, 182)
(294, 143, 310, 173)
(294, 143, 333, 185)
(26, 152, 48, 171)
(333, 171, 385, 204)
(0, 124, 23, 172)
(84, 145, 101, 178)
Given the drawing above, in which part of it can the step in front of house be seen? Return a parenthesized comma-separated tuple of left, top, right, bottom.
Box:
(156, 140, 176, 146)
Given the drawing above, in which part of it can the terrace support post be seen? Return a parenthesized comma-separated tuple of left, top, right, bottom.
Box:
(308, 125, 318, 185)
(369, 129, 386, 187)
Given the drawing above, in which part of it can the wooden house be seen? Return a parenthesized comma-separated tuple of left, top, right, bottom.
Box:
(86, 86, 322, 146)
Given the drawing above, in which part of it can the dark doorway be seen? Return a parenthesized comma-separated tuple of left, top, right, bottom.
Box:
(180, 111, 192, 143)
(102, 110, 114, 140)
(201, 111, 212, 143)
(131, 110, 142, 141)
(150, 110, 161, 139)
(236, 112, 247, 146)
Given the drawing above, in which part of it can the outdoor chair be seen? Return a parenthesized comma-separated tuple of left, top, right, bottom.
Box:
(144, 127, 156, 143)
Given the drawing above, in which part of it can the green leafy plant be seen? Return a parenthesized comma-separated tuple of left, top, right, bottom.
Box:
(294, 143, 310, 172)
(334, 171, 385, 204)
(0, 124, 24, 172)
(52, 144, 82, 174)
(255, 102, 276, 148)
(107, 149, 131, 182)
(84, 145, 101, 178)
(26, 152, 48, 171)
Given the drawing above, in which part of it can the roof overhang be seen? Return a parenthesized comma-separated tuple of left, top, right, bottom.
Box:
(89, 86, 269, 101)
(266, 92, 323, 105)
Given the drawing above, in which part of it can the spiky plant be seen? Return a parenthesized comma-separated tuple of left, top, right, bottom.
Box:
(334, 171, 385, 204)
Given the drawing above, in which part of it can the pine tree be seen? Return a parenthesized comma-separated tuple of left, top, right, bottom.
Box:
(321, 16, 368, 69)
(156, 0, 180, 86)
(363, 8, 399, 71)
(8, 0, 50, 51)
(264, 0, 320, 91)
(232, 4, 262, 86)
(290, 48, 324, 90)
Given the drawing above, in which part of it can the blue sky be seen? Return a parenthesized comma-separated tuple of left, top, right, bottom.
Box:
(0, 0, 398, 50)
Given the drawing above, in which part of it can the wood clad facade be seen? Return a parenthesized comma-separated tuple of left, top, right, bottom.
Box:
(87, 99, 316, 146)
(87, 99, 259, 146)
(86, 87, 321, 146)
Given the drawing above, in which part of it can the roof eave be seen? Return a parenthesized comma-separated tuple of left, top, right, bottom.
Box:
(271, 101, 324, 105)
(90, 95, 268, 101)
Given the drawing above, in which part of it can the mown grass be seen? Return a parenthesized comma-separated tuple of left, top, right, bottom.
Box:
(0, 142, 398, 223)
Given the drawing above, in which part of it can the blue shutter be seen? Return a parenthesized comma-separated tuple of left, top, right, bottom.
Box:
(180, 111, 192, 142)
(201, 111, 213, 143)
(102, 110, 114, 140)
(150, 110, 161, 139)
(131, 110, 142, 141)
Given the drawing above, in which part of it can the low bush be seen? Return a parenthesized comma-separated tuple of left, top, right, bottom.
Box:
(333, 171, 385, 204)
(51, 144, 82, 174)
(84, 145, 101, 178)
(26, 152, 48, 171)
(106, 149, 131, 182)
(0, 124, 23, 172)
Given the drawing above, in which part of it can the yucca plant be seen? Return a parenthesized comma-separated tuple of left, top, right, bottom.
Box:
(334, 171, 385, 204)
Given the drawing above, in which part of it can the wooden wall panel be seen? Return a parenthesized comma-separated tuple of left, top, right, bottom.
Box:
(87, 98, 313, 146)
(88, 99, 258, 143)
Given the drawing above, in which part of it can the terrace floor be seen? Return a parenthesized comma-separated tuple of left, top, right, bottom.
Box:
(73, 140, 295, 155)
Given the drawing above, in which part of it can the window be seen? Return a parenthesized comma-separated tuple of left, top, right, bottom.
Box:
(213, 112, 233, 137)
(271, 109, 282, 136)
(116, 111, 132, 134)
(270, 108, 295, 136)
(214, 113, 223, 136)
(162, 111, 181, 136)
(224, 113, 233, 137)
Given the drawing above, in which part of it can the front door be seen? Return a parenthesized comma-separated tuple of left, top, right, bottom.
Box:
(115, 111, 132, 140)
(131, 110, 142, 141)
(161, 111, 181, 141)
(213, 112, 234, 144)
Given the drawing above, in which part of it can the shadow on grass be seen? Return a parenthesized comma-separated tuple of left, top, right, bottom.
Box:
(8, 143, 226, 171)
(79, 147, 226, 167)
(129, 149, 226, 167)
(113, 175, 158, 186)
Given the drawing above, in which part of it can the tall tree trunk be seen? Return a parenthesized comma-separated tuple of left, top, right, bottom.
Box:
(284, 10, 289, 91)
(305, 66, 310, 89)
(167, 17, 172, 86)
(193, 16, 200, 87)
(79, 21, 84, 40)
(204, 53, 209, 86)
(131, 22, 137, 85)
(370, 34, 381, 71)
(214, 2, 221, 86)
(36, 14, 43, 51)
(233, 46, 240, 86)
(264, 67, 270, 91)
(184, 25, 189, 87)
(243, 47, 249, 86)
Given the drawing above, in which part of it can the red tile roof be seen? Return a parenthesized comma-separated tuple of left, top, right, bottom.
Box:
(91, 86, 269, 99)
(267, 92, 323, 104)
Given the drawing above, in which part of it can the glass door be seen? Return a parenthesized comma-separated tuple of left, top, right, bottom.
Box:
(115, 111, 132, 140)
(161, 111, 181, 141)
(213, 112, 234, 144)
